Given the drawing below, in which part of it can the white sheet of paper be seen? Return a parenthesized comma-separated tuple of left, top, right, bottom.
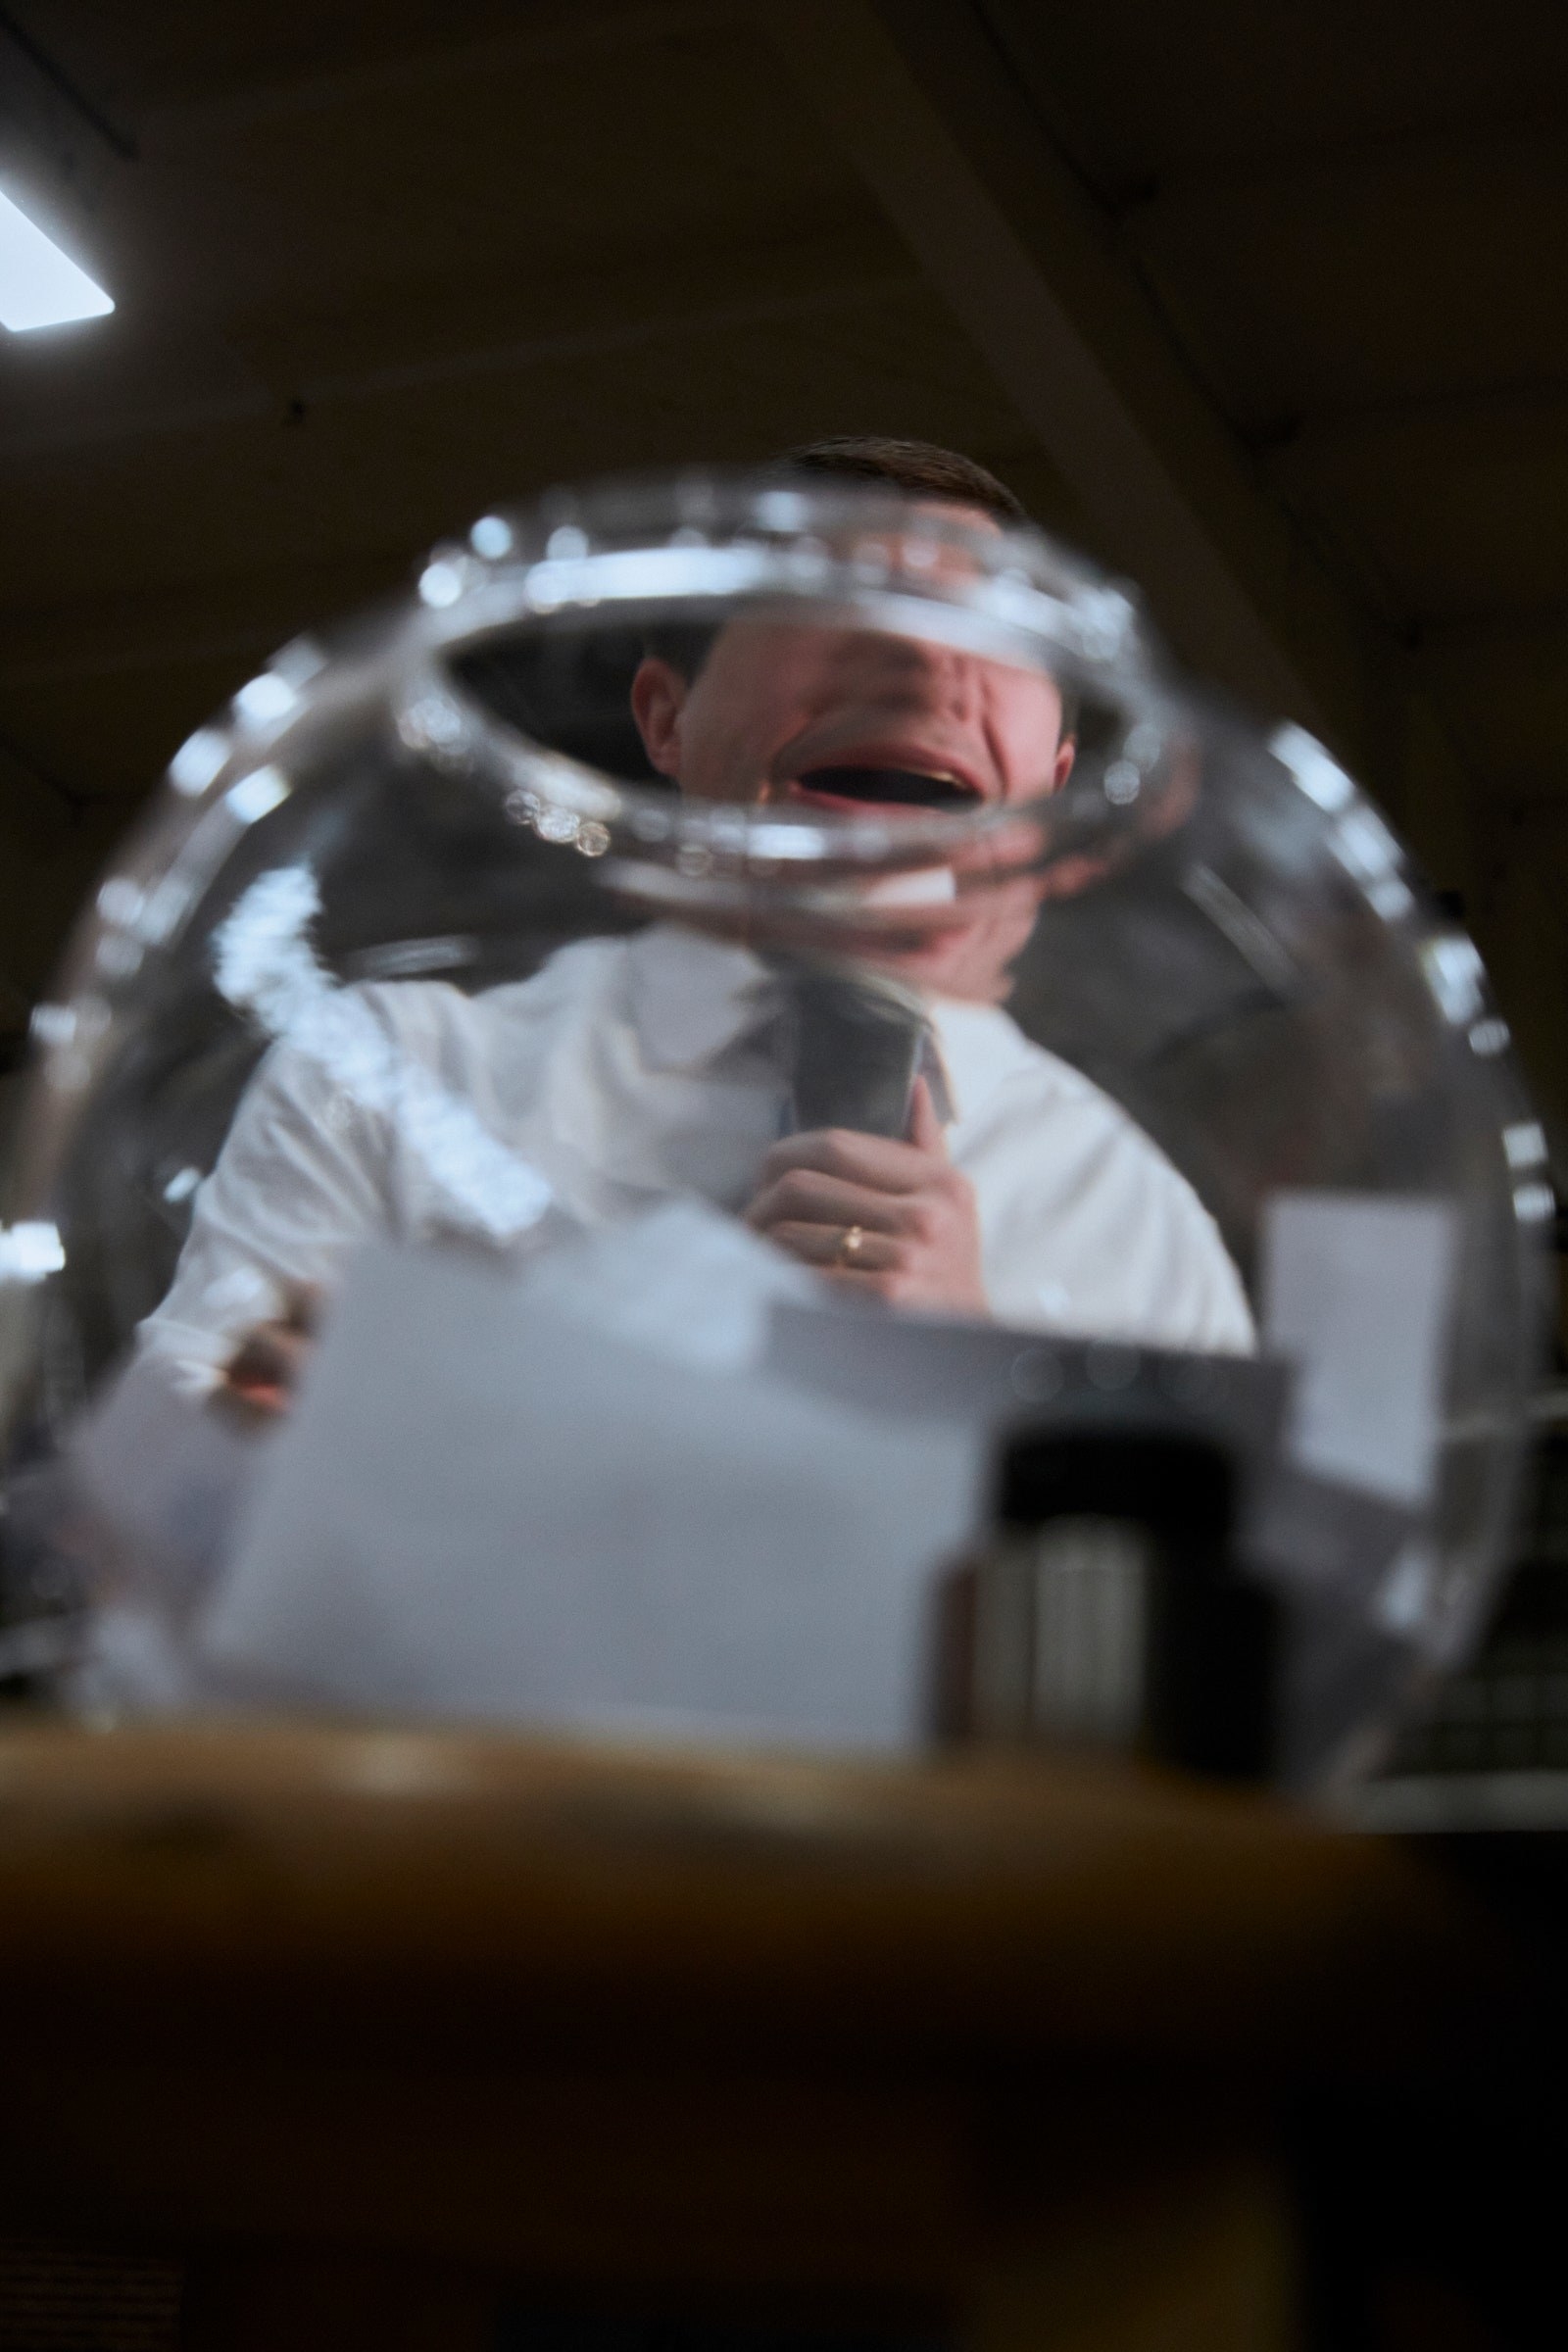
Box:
(71, 1346, 256, 1608)
(1259, 1193, 1457, 1506)
(203, 1225, 984, 1751)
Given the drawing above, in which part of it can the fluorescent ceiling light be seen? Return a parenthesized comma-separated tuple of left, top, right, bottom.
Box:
(0, 189, 113, 330)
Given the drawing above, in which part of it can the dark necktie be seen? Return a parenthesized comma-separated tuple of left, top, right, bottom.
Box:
(767, 956, 951, 1141)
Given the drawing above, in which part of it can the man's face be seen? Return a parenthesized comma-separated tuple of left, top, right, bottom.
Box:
(629, 504, 1074, 814)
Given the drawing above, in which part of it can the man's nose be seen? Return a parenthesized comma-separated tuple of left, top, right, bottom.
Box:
(853, 631, 980, 707)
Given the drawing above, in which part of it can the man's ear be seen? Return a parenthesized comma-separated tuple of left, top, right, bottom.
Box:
(1050, 736, 1076, 794)
(630, 657, 688, 780)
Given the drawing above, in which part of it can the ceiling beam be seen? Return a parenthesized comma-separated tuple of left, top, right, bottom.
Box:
(0, 246, 915, 465)
(0, 552, 412, 692)
(1254, 379, 1568, 478)
(291, 270, 915, 413)
(1494, 793, 1568, 829)
(762, 0, 1387, 758)
(0, 4, 138, 159)
(137, 1, 736, 138)
(1410, 601, 1568, 664)
(761, 0, 1568, 1126)
(1105, 109, 1563, 219)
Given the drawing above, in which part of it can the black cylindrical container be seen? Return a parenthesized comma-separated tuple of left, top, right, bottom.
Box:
(935, 1425, 1278, 1780)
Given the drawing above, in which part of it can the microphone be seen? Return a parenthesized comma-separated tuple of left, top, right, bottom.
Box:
(769, 956, 946, 1140)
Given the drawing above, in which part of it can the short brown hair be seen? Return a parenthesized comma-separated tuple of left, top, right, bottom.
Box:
(771, 440, 1075, 738)
(646, 436, 1029, 679)
(775, 434, 1027, 523)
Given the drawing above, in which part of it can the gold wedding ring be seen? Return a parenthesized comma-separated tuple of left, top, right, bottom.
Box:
(838, 1223, 867, 1265)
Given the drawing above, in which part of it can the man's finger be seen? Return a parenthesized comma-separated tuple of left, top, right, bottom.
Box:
(747, 1167, 916, 1237)
(278, 1281, 323, 1336)
(763, 1219, 896, 1271)
(757, 1126, 934, 1192)
(222, 1321, 312, 1400)
(211, 1381, 289, 1429)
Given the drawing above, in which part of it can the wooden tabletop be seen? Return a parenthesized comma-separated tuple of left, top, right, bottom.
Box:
(0, 1719, 1506, 2076)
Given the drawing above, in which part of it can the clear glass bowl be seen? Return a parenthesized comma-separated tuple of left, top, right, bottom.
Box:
(0, 471, 1549, 1784)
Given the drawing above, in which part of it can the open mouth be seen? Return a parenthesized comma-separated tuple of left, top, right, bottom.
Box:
(789, 764, 980, 810)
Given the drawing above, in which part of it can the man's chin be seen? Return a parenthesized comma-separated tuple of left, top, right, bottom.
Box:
(853, 930, 1014, 1005)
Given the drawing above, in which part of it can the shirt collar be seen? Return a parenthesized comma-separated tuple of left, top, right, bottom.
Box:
(928, 996, 1048, 1127)
(626, 921, 1044, 1129)
(627, 923, 776, 1072)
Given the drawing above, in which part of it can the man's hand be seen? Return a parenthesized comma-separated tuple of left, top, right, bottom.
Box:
(745, 1079, 987, 1314)
(214, 1282, 320, 1425)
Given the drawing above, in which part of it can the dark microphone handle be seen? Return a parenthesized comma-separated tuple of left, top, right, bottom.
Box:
(783, 973, 926, 1139)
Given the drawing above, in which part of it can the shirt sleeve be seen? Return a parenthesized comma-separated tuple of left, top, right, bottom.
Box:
(971, 1068, 1257, 1354)
(133, 1033, 393, 1396)
(1057, 1113, 1257, 1355)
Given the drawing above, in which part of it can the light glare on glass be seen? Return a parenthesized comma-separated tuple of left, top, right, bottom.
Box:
(28, 1003, 76, 1048)
(418, 560, 466, 609)
(470, 514, 514, 560)
(0, 191, 114, 331)
(224, 766, 292, 824)
(1423, 935, 1485, 1025)
(234, 672, 299, 727)
(0, 1222, 66, 1281)
(169, 728, 230, 796)
(1272, 722, 1353, 813)
(1503, 1122, 1547, 1171)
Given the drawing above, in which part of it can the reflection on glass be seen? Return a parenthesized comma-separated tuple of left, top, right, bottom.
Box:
(135, 591, 1246, 1415)
(0, 461, 1545, 1783)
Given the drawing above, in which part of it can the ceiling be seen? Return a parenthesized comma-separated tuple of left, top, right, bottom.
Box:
(0, 0, 1565, 1173)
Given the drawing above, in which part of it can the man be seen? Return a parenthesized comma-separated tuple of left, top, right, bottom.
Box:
(138, 434, 1251, 1414)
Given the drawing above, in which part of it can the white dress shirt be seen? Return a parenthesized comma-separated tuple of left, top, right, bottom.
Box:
(138, 921, 1253, 1389)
